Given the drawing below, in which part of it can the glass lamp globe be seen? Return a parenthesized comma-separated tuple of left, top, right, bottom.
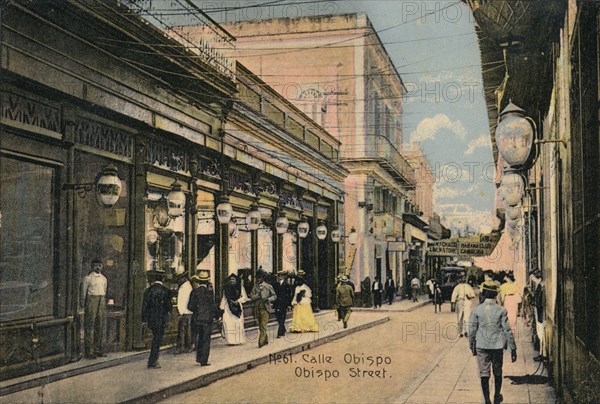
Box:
(246, 203, 261, 231)
(495, 102, 535, 168)
(167, 181, 186, 218)
(297, 219, 310, 239)
(501, 172, 524, 207)
(330, 228, 342, 243)
(275, 213, 289, 235)
(316, 222, 328, 240)
(348, 227, 358, 245)
(216, 196, 233, 224)
(95, 165, 122, 208)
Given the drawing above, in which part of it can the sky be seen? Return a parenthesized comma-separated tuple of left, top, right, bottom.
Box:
(150, 0, 497, 234)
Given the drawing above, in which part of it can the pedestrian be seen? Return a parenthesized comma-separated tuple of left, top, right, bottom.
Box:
(410, 275, 421, 302)
(361, 276, 372, 307)
(385, 274, 396, 305)
(141, 272, 172, 369)
(372, 276, 383, 308)
(250, 270, 277, 347)
(273, 271, 293, 338)
(480, 270, 501, 303)
(499, 272, 521, 336)
(188, 270, 222, 366)
(433, 280, 443, 313)
(451, 276, 476, 337)
(176, 275, 194, 353)
(426, 277, 435, 300)
(79, 258, 108, 359)
(336, 276, 354, 329)
(333, 274, 344, 320)
(531, 269, 545, 361)
(220, 273, 248, 345)
(469, 283, 517, 404)
(290, 271, 319, 332)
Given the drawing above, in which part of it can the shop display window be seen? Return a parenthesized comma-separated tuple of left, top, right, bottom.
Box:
(0, 155, 56, 322)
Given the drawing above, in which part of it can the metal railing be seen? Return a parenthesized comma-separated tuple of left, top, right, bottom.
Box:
(341, 134, 416, 187)
(119, 0, 236, 80)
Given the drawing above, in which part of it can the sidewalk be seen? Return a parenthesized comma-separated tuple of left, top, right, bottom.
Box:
(0, 311, 389, 404)
(354, 294, 432, 312)
(396, 319, 557, 404)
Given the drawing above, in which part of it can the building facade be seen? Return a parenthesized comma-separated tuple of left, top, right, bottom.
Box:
(202, 14, 418, 298)
(0, 0, 344, 380)
(466, 0, 599, 401)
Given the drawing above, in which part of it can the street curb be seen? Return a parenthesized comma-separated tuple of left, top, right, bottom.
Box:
(0, 312, 328, 397)
(124, 316, 390, 404)
(353, 299, 432, 313)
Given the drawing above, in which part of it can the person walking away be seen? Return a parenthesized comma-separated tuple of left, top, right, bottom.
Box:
(469, 283, 517, 404)
(290, 271, 319, 332)
(250, 271, 277, 347)
(142, 273, 172, 369)
(372, 276, 383, 308)
(361, 276, 372, 307)
(220, 274, 248, 345)
(176, 276, 194, 353)
(273, 271, 293, 337)
(451, 276, 476, 337)
(336, 276, 354, 329)
(80, 258, 108, 359)
(410, 276, 421, 302)
(188, 270, 222, 366)
(499, 272, 521, 337)
(385, 275, 396, 305)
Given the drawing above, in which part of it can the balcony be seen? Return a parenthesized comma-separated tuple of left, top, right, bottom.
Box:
(341, 134, 416, 188)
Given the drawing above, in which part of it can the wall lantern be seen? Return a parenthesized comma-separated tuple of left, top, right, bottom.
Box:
(501, 172, 524, 207)
(505, 204, 521, 221)
(297, 217, 310, 239)
(348, 227, 358, 246)
(246, 202, 261, 231)
(495, 101, 536, 168)
(275, 212, 289, 235)
(216, 195, 233, 224)
(146, 229, 159, 244)
(316, 221, 328, 240)
(63, 164, 122, 208)
(166, 180, 186, 218)
(155, 201, 171, 228)
(330, 227, 342, 243)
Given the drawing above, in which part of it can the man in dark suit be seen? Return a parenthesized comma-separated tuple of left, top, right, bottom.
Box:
(385, 275, 396, 305)
(142, 272, 172, 369)
(187, 271, 222, 366)
(273, 271, 292, 338)
(372, 276, 383, 308)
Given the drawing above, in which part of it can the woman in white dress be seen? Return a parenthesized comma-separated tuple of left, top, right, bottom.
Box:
(220, 274, 248, 345)
(290, 274, 319, 332)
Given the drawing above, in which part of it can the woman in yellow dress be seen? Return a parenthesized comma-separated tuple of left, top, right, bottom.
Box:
(290, 274, 319, 332)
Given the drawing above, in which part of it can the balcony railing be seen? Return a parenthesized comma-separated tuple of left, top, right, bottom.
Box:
(119, 0, 236, 80)
(341, 134, 416, 188)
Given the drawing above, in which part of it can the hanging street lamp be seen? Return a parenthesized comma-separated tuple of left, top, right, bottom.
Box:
(347, 227, 358, 246)
(316, 221, 328, 240)
(216, 195, 233, 224)
(275, 212, 289, 235)
(246, 202, 261, 231)
(495, 101, 536, 168)
(501, 172, 524, 207)
(297, 216, 310, 239)
(330, 226, 342, 243)
(166, 180, 186, 218)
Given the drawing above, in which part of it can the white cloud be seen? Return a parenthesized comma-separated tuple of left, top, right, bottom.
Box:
(409, 114, 467, 143)
(465, 134, 490, 155)
(434, 183, 479, 203)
